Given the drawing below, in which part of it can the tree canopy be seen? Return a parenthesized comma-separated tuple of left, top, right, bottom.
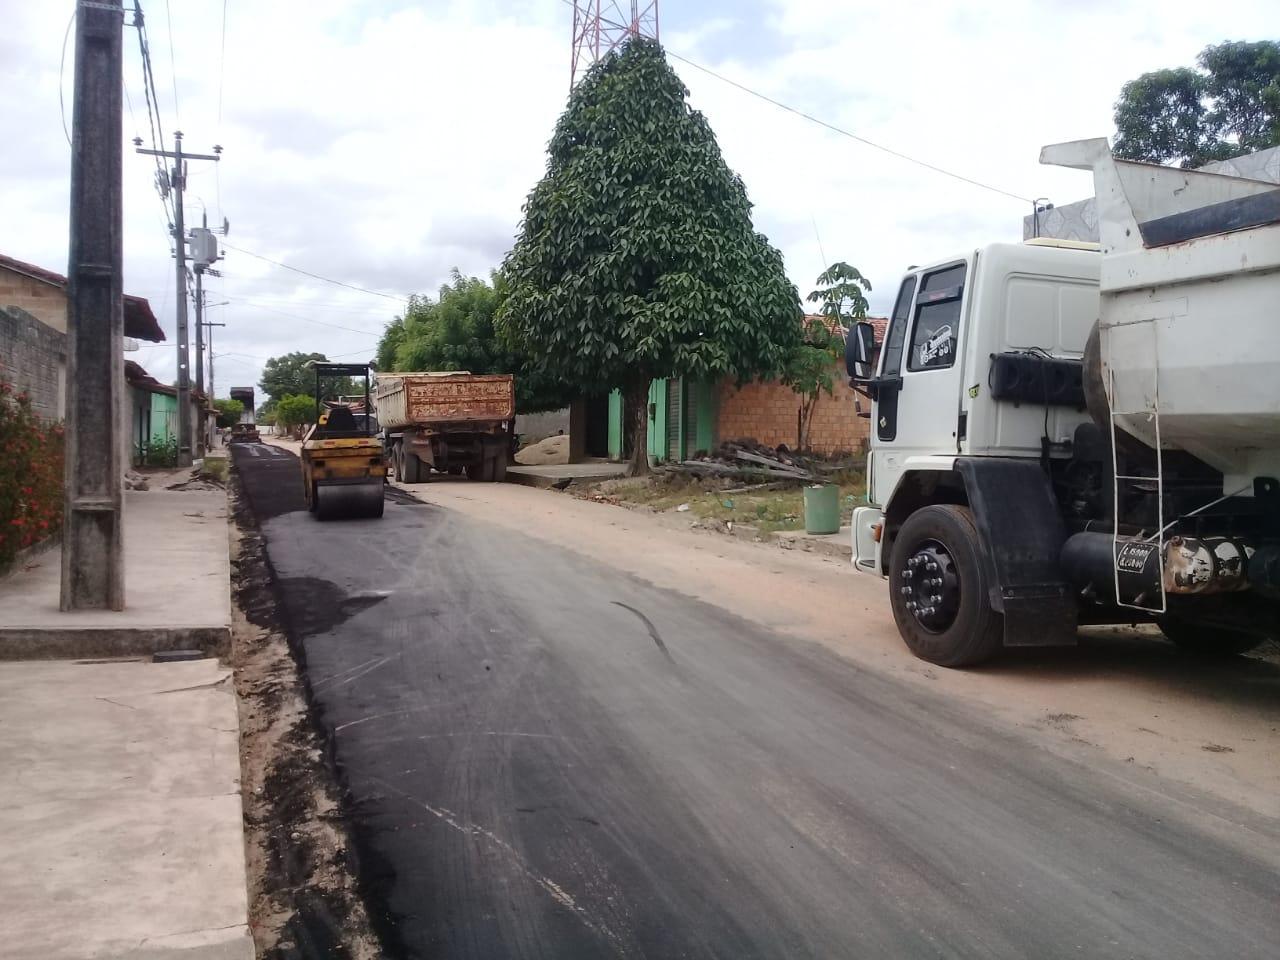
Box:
(212, 397, 243, 429)
(1113, 40, 1280, 168)
(376, 270, 571, 412)
(497, 37, 802, 473)
(259, 352, 355, 404)
(274, 394, 318, 432)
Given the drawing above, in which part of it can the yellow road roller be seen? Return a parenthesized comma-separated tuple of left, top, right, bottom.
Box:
(300, 362, 386, 520)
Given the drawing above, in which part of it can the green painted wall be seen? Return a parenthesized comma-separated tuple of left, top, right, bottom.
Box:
(647, 379, 667, 461)
(607, 390, 623, 460)
(604, 378, 717, 464)
(149, 392, 177, 443)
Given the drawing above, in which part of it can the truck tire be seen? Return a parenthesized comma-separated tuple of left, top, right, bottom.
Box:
(1157, 615, 1263, 657)
(403, 452, 423, 484)
(889, 505, 1003, 667)
(491, 455, 507, 482)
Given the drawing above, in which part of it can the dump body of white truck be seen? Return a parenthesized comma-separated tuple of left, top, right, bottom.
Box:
(374, 372, 514, 483)
(846, 139, 1280, 667)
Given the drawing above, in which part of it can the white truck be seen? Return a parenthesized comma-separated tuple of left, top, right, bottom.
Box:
(846, 138, 1280, 666)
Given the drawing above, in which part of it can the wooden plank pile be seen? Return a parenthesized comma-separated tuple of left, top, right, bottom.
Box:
(666, 440, 824, 483)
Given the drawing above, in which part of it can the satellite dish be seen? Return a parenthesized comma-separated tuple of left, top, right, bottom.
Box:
(222, 217, 230, 236)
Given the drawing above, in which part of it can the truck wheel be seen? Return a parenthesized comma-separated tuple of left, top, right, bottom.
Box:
(491, 455, 507, 482)
(889, 505, 1003, 667)
(1157, 616, 1263, 656)
(403, 452, 423, 483)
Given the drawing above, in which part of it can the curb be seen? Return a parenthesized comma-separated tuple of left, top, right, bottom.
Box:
(0, 625, 231, 662)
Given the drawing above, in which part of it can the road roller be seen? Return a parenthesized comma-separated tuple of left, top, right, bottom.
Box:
(300, 362, 386, 520)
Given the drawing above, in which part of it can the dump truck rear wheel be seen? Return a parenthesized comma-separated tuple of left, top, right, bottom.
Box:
(402, 452, 423, 483)
(491, 456, 507, 482)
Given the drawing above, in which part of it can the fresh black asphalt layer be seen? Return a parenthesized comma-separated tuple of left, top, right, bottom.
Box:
(233, 445, 1280, 959)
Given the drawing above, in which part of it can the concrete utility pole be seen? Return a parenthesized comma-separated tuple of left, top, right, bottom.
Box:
(193, 268, 204, 453)
(62, 0, 126, 611)
(203, 318, 225, 398)
(136, 135, 219, 467)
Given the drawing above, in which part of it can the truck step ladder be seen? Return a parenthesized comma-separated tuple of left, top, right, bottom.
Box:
(1107, 319, 1167, 614)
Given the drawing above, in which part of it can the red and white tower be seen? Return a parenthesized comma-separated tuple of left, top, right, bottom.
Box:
(570, 1, 660, 88)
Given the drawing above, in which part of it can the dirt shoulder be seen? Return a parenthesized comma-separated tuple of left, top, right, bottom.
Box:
(230, 469, 381, 959)
(390, 474, 1280, 820)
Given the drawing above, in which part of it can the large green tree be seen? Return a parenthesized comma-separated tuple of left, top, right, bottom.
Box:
(498, 38, 802, 475)
(376, 270, 571, 412)
(1114, 40, 1280, 168)
(259, 351, 354, 404)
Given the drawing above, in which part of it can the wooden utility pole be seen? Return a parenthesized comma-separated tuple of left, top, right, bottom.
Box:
(62, 0, 126, 610)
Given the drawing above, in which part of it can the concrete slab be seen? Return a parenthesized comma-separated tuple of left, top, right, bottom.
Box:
(507, 461, 627, 488)
(0, 490, 231, 660)
(0, 658, 252, 960)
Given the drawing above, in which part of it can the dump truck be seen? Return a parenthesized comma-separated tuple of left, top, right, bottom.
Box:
(300, 363, 386, 520)
(374, 372, 514, 483)
(846, 137, 1280, 666)
(227, 386, 260, 443)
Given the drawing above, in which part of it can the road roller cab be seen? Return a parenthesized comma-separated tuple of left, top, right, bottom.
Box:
(301, 362, 386, 520)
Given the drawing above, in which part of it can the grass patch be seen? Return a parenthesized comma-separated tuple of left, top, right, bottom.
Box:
(579, 468, 866, 534)
(200, 457, 229, 483)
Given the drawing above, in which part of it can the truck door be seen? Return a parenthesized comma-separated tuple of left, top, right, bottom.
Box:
(870, 261, 969, 505)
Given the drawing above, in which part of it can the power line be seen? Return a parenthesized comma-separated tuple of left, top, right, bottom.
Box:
(555, 0, 1029, 205)
(220, 296, 389, 335)
(59, 10, 75, 147)
(217, 0, 228, 125)
(163, 0, 180, 125)
(221, 241, 405, 301)
(663, 50, 1032, 204)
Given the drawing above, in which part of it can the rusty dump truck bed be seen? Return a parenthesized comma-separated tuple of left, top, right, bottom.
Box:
(373, 373, 515, 430)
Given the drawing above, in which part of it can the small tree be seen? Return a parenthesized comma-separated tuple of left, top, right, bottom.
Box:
(275, 394, 318, 436)
(499, 38, 801, 475)
(787, 262, 871, 450)
(1114, 40, 1280, 168)
(212, 398, 243, 429)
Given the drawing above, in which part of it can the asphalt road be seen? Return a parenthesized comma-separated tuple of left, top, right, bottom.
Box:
(233, 444, 1280, 959)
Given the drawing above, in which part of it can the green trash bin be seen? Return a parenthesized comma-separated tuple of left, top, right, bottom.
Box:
(803, 483, 840, 535)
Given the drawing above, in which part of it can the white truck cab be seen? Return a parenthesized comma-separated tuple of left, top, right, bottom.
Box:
(847, 139, 1280, 667)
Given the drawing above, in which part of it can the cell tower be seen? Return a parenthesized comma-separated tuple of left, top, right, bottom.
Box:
(570, 1, 659, 88)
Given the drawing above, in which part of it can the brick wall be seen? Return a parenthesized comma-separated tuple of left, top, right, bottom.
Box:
(717, 367, 870, 455)
(0, 267, 66, 334)
(0, 306, 66, 420)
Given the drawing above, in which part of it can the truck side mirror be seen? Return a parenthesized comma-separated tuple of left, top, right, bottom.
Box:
(845, 321, 876, 381)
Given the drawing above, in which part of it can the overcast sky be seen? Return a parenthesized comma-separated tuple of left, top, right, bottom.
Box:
(2, 1, 1275, 396)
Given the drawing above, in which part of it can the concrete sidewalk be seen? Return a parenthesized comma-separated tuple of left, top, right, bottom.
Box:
(0, 658, 252, 959)
(0, 488, 231, 659)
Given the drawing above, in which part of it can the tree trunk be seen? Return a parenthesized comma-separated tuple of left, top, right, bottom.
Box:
(624, 377, 651, 477)
(798, 393, 817, 452)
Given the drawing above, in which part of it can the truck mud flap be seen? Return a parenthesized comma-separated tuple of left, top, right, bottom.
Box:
(955, 458, 1077, 647)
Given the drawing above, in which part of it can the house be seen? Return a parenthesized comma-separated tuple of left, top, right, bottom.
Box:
(0, 252, 165, 418)
(582, 316, 888, 462)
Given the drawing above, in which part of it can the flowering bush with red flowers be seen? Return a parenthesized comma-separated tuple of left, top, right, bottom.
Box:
(0, 372, 64, 570)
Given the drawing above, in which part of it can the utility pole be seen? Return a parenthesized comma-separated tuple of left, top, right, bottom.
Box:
(203, 319, 226, 398)
(194, 268, 204, 454)
(136, 135, 220, 467)
(62, 0, 125, 611)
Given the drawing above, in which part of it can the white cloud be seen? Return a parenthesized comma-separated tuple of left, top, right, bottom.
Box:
(1, 0, 1275, 393)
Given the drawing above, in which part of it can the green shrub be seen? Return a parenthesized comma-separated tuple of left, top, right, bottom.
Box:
(0, 375, 64, 568)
